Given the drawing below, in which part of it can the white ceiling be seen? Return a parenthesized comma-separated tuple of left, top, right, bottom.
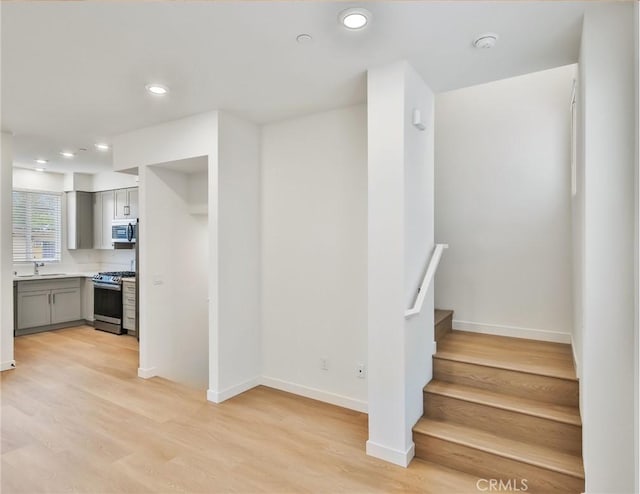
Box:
(2, 1, 588, 174)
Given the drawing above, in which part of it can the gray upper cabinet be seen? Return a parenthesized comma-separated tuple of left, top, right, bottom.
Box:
(93, 190, 115, 250)
(114, 188, 138, 220)
(66, 191, 94, 250)
(92, 188, 137, 249)
(127, 188, 138, 218)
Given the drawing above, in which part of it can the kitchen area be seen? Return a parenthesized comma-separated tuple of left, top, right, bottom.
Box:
(12, 169, 140, 345)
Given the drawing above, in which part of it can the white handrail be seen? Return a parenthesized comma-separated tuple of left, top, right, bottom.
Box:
(405, 243, 449, 319)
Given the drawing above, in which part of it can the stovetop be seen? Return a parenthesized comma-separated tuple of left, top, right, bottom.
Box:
(93, 271, 136, 284)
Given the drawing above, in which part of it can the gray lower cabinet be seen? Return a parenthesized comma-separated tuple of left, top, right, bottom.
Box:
(17, 290, 51, 329)
(50, 288, 82, 324)
(16, 278, 82, 332)
(122, 280, 136, 334)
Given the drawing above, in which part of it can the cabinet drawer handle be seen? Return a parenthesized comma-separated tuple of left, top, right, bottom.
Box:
(52, 293, 55, 304)
(48, 293, 51, 304)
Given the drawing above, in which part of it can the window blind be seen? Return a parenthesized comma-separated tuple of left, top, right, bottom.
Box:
(12, 190, 62, 263)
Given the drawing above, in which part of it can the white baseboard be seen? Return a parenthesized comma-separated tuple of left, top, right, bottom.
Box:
(1, 360, 16, 371)
(452, 319, 571, 344)
(137, 367, 157, 379)
(207, 376, 261, 404)
(260, 376, 368, 413)
(571, 333, 581, 379)
(366, 440, 415, 468)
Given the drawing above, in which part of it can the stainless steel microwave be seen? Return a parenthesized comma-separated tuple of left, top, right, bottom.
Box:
(112, 219, 137, 244)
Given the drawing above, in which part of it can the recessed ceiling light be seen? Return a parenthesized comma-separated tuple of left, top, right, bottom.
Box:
(339, 8, 371, 30)
(60, 151, 75, 158)
(146, 83, 169, 95)
(95, 143, 110, 151)
(473, 33, 499, 49)
(35, 159, 48, 164)
(296, 33, 313, 44)
(35, 168, 46, 172)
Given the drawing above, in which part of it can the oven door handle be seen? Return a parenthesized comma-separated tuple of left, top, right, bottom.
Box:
(93, 282, 122, 291)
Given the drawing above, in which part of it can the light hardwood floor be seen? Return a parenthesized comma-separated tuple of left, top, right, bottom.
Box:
(2, 326, 483, 494)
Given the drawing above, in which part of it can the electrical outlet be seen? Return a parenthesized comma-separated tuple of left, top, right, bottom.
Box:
(356, 363, 366, 378)
(320, 357, 329, 371)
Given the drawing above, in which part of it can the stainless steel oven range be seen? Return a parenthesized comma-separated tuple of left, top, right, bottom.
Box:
(93, 271, 135, 334)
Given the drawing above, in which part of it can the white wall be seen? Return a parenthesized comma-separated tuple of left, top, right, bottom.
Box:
(578, 4, 636, 493)
(63, 172, 92, 192)
(143, 165, 209, 388)
(114, 112, 218, 171)
(403, 64, 435, 440)
(114, 112, 218, 382)
(91, 171, 137, 191)
(210, 113, 261, 401)
(1, 133, 15, 371)
(13, 168, 137, 194)
(367, 61, 435, 467)
(261, 105, 367, 411)
(435, 65, 575, 343)
(13, 168, 65, 191)
(635, 5, 640, 493)
(114, 110, 262, 399)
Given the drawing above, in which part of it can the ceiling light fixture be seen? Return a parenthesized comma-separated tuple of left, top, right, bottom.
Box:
(95, 143, 110, 151)
(146, 83, 169, 95)
(35, 168, 46, 172)
(473, 33, 499, 49)
(60, 151, 75, 158)
(296, 33, 313, 44)
(35, 159, 48, 164)
(339, 8, 371, 30)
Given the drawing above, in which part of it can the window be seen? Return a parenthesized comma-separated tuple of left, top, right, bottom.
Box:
(12, 190, 62, 263)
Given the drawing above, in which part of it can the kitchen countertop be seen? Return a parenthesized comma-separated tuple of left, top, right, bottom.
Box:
(13, 272, 97, 282)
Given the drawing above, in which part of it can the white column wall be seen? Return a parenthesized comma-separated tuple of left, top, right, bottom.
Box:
(114, 110, 261, 399)
(578, 4, 636, 492)
(114, 112, 219, 382)
(403, 64, 435, 435)
(367, 61, 434, 467)
(1, 133, 14, 371)
(208, 112, 261, 401)
(635, 5, 640, 493)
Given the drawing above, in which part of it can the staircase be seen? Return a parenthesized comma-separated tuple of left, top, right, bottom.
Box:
(413, 310, 584, 493)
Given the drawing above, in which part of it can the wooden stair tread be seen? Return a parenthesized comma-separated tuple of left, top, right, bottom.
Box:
(435, 331, 577, 381)
(425, 380, 581, 426)
(409, 458, 489, 491)
(434, 309, 453, 326)
(413, 418, 584, 479)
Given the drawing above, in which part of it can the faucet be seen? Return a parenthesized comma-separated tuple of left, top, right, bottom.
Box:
(33, 261, 44, 275)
